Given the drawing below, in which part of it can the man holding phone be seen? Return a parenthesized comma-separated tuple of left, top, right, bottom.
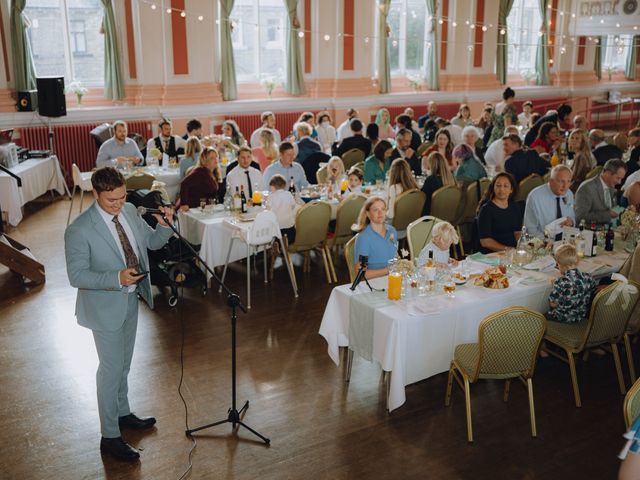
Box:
(65, 167, 174, 462)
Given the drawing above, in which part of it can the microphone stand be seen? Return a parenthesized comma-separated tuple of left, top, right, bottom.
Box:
(160, 213, 270, 445)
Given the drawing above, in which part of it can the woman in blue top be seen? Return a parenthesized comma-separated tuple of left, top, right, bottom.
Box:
(353, 196, 399, 279)
(363, 140, 393, 185)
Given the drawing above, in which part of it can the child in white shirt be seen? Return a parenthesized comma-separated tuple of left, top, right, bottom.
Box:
(266, 174, 297, 244)
(417, 221, 460, 266)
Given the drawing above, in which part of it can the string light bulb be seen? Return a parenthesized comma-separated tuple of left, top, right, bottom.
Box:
(180, 11, 186, 18)
(323, 34, 330, 41)
(150, 3, 156, 10)
(298, 31, 304, 38)
(500, 28, 506, 35)
(166, 8, 171, 14)
(198, 15, 203, 21)
(481, 25, 487, 32)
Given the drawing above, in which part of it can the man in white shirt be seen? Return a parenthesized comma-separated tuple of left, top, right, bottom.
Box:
(96, 120, 144, 168)
(518, 101, 533, 127)
(226, 147, 263, 198)
(146, 118, 186, 166)
(484, 125, 519, 172)
(250, 111, 282, 147)
(336, 108, 359, 142)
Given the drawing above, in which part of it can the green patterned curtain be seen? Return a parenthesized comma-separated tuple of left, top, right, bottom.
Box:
(101, 0, 124, 100)
(594, 36, 603, 80)
(496, 0, 514, 85)
(377, 0, 391, 94)
(534, 0, 550, 85)
(284, 0, 305, 95)
(625, 35, 638, 80)
(425, 0, 439, 90)
(220, 0, 237, 101)
(10, 0, 36, 91)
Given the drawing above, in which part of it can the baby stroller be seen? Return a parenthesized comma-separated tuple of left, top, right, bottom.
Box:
(127, 189, 208, 306)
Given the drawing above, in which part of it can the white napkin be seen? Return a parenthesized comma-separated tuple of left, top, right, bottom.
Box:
(544, 217, 566, 237)
(406, 298, 442, 316)
(524, 255, 556, 271)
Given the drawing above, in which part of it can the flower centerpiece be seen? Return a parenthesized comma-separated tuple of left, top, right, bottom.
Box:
(148, 147, 162, 168)
(407, 74, 423, 93)
(521, 70, 536, 86)
(260, 75, 281, 98)
(605, 65, 619, 81)
(66, 80, 88, 106)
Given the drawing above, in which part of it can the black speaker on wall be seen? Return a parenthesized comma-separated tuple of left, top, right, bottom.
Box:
(36, 77, 66, 118)
(17, 90, 37, 112)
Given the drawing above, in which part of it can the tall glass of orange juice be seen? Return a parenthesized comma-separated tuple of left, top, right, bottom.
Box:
(252, 190, 262, 206)
(388, 272, 402, 300)
(340, 178, 349, 192)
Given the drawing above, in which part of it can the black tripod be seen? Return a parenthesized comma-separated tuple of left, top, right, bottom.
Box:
(160, 213, 270, 445)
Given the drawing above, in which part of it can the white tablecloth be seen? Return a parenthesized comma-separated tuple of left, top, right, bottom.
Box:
(140, 166, 181, 201)
(0, 156, 66, 226)
(319, 253, 629, 412)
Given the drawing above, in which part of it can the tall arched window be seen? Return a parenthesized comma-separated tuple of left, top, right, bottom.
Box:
(230, 0, 288, 82)
(24, 0, 104, 86)
(506, 0, 541, 76)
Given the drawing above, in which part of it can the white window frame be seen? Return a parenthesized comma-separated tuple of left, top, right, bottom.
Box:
(506, 0, 542, 75)
(386, 0, 429, 77)
(603, 34, 632, 70)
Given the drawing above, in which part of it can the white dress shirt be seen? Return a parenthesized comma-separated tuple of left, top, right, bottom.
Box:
(226, 166, 263, 196)
(250, 127, 282, 148)
(336, 119, 355, 142)
(145, 135, 186, 163)
(484, 138, 506, 170)
(266, 189, 296, 229)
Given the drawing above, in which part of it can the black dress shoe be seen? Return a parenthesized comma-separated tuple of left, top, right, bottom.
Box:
(118, 413, 157, 430)
(100, 437, 140, 462)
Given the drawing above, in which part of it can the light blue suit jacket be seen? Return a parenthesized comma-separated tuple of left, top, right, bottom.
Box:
(64, 202, 173, 332)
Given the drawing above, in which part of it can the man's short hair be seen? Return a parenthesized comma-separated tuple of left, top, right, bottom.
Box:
(347, 108, 357, 118)
(92, 167, 125, 193)
(269, 174, 287, 190)
(557, 103, 572, 120)
(261, 111, 274, 123)
(589, 129, 605, 144)
(349, 119, 363, 132)
(396, 128, 411, 139)
(237, 146, 252, 156)
(523, 100, 533, 108)
(158, 117, 172, 129)
(186, 119, 202, 133)
(550, 164, 572, 179)
(112, 120, 127, 131)
(502, 133, 522, 146)
(603, 158, 627, 174)
(395, 114, 412, 128)
(279, 141, 294, 154)
(295, 121, 313, 136)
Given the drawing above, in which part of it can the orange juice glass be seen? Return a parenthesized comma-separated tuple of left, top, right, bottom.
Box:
(340, 179, 349, 192)
(252, 190, 262, 205)
(388, 272, 402, 300)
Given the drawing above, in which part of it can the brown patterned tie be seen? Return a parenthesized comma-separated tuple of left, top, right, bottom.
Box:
(112, 215, 139, 269)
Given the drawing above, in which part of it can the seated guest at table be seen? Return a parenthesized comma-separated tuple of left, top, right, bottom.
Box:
(366, 122, 380, 150)
(422, 119, 439, 143)
(421, 152, 456, 215)
(363, 140, 393, 184)
(568, 129, 595, 193)
(530, 122, 560, 155)
(503, 133, 550, 184)
(336, 107, 359, 142)
(266, 174, 297, 244)
(417, 221, 459, 266)
(346, 167, 364, 194)
(546, 243, 596, 324)
(326, 156, 345, 186)
(477, 172, 522, 253)
(573, 115, 588, 131)
(250, 111, 281, 147)
(475, 106, 493, 143)
(624, 128, 640, 182)
(332, 119, 372, 158)
(523, 165, 575, 239)
(353, 196, 399, 279)
(524, 103, 572, 146)
(422, 128, 453, 170)
(295, 122, 322, 165)
(390, 129, 421, 176)
(182, 119, 202, 140)
(590, 129, 623, 167)
(292, 112, 318, 140)
(462, 125, 485, 164)
(418, 101, 438, 133)
(178, 147, 221, 209)
(179, 136, 202, 179)
(395, 114, 421, 151)
(262, 142, 309, 192)
(484, 125, 519, 172)
(518, 101, 533, 127)
(146, 118, 186, 165)
(252, 129, 279, 172)
(404, 107, 420, 132)
(453, 144, 487, 184)
(375, 108, 396, 140)
(219, 120, 247, 155)
(450, 104, 473, 128)
(386, 159, 418, 221)
(575, 158, 626, 226)
(96, 120, 144, 168)
(316, 111, 336, 153)
(621, 182, 640, 230)
(226, 147, 263, 197)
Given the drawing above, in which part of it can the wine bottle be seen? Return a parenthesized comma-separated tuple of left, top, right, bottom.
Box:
(590, 222, 598, 256)
(240, 185, 247, 214)
(233, 186, 241, 211)
(605, 224, 614, 251)
(289, 176, 296, 194)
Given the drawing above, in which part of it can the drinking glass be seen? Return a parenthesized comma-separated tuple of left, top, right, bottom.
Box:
(199, 198, 207, 210)
(442, 270, 456, 298)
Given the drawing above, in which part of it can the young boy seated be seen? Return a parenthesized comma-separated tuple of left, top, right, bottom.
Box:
(266, 174, 297, 244)
(346, 167, 364, 194)
(546, 243, 596, 324)
(417, 221, 459, 267)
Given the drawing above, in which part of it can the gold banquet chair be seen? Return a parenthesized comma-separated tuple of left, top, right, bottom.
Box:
(514, 174, 544, 203)
(125, 172, 155, 190)
(406, 215, 439, 261)
(344, 234, 358, 284)
(543, 280, 640, 407)
(316, 164, 328, 185)
(326, 194, 366, 281)
(430, 185, 463, 258)
(341, 148, 365, 171)
(285, 200, 335, 289)
(67, 163, 94, 226)
(392, 189, 426, 240)
(585, 166, 603, 180)
(445, 307, 546, 442)
(459, 178, 490, 226)
(624, 377, 640, 429)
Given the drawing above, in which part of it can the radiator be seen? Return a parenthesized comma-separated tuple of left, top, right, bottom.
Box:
(18, 121, 152, 184)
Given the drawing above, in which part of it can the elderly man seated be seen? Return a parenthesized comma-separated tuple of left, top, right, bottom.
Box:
(96, 120, 144, 168)
(589, 129, 622, 167)
(523, 165, 575, 239)
(575, 158, 626, 226)
(295, 122, 322, 165)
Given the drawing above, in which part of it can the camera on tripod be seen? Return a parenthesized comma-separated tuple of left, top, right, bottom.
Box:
(350, 255, 369, 291)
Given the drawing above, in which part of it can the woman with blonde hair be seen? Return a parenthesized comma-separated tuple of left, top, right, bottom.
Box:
(326, 156, 345, 185)
(353, 196, 399, 279)
(180, 136, 202, 179)
(568, 128, 594, 193)
(179, 147, 221, 208)
(421, 152, 456, 215)
(417, 221, 459, 266)
(375, 108, 396, 140)
(386, 158, 418, 220)
(252, 128, 279, 171)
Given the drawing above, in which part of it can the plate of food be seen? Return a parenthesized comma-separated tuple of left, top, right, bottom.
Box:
(452, 272, 467, 285)
(473, 267, 509, 289)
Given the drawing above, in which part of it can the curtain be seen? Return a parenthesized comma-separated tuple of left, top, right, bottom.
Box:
(496, 0, 515, 85)
(534, 0, 550, 85)
(425, 0, 439, 90)
(101, 0, 124, 100)
(220, 0, 237, 101)
(10, 0, 36, 91)
(377, 0, 391, 94)
(626, 35, 639, 80)
(284, 0, 305, 95)
(594, 36, 603, 80)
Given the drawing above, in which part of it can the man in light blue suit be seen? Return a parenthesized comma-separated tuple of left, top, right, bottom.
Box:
(65, 167, 174, 462)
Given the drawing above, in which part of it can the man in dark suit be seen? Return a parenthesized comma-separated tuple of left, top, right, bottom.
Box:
(295, 121, 322, 165)
(332, 119, 372, 158)
(524, 103, 573, 146)
(65, 167, 174, 462)
(395, 114, 421, 151)
(575, 158, 626, 226)
(625, 128, 640, 182)
(182, 118, 202, 140)
(589, 129, 623, 166)
(390, 128, 421, 176)
(503, 134, 550, 184)
(417, 101, 438, 132)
